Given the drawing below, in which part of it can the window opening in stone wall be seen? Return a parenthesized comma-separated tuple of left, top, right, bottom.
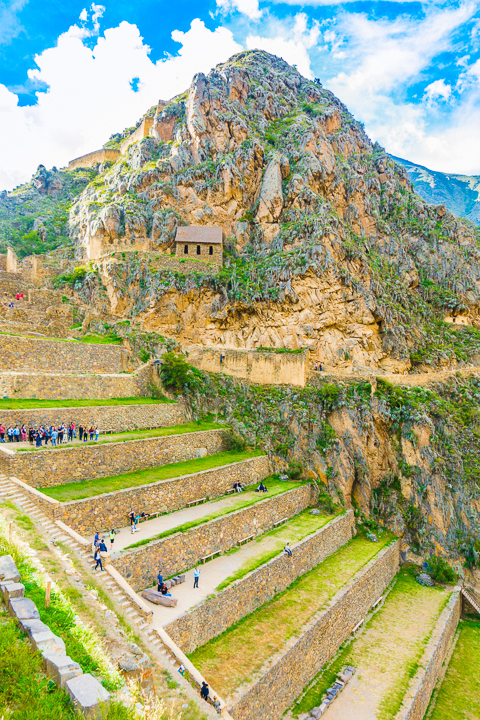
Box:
(197, 245, 201, 255)
(184, 245, 188, 254)
(209, 246, 213, 255)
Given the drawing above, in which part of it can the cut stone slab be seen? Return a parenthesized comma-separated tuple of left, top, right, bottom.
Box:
(0, 555, 20, 583)
(9, 597, 39, 621)
(19, 617, 50, 638)
(43, 652, 83, 689)
(141, 589, 177, 607)
(4, 582, 25, 602)
(66, 673, 110, 719)
(30, 630, 66, 655)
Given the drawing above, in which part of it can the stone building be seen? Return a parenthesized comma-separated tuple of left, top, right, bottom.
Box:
(174, 227, 223, 265)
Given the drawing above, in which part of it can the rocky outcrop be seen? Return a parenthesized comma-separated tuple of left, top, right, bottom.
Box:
(68, 50, 480, 374)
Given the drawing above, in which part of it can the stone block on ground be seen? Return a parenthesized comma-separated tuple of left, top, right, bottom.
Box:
(19, 617, 50, 638)
(4, 582, 25, 602)
(311, 708, 323, 719)
(43, 652, 83, 689)
(141, 589, 177, 607)
(177, 574, 185, 583)
(9, 597, 39, 621)
(66, 673, 110, 719)
(30, 629, 66, 655)
(0, 555, 21, 583)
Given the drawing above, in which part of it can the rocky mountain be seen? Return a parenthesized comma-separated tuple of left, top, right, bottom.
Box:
(392, 155, 480, 226)
(0, 165, 94, 258)
(69, 50, 480, 376)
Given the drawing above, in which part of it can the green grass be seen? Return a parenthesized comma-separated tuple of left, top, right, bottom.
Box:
(429, 619, 480, 719)
(0, 397, 175, 409)
(41, 449, 265, 501)
(0, 331, 121, 345)
(190, 532, 395, 697)
(216, 509, 340, 591)
(124, 479, 305, 548)
(17, 420, 222, 452)
(292, 567, 449, 719)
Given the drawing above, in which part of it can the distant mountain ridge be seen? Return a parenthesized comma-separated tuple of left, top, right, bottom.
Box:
(391, 155, 480, 225)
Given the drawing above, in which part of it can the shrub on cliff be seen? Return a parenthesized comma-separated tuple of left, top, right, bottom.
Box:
(160, 352, 194, 394)
(427, 555, 456, 584)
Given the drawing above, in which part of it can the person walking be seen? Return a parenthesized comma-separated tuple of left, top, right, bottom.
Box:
(157, 570, 163, 592)
(89, 427, 94, 441)
(51, 428, 58, 446)
(0, 424, 5, 443)
(13, 426, 20, 443)
(94, 426, 99, 441)
(200, 682, 209, 702)
(21, 425, 27, 443)
(109, 529, 116, 550)
(68, 423, 73, 442)
(94, 548, 103, 572)
(129, 510, 137, 533)
(83, 425, 88, 442)
(193, 567, 200, 588)
(79, 425, 84, 442)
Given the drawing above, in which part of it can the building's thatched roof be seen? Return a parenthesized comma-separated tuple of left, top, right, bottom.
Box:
(175, 226, 223, 244)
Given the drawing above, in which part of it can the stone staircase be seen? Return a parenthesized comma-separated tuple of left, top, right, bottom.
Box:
(462, 585, 480, 616)
(0, 473, 171, 655)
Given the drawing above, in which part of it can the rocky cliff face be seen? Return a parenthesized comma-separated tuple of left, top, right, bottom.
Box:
(69, 50, 480, 374)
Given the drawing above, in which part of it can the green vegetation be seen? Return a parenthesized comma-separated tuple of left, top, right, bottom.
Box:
(41, 449, 264, 501)
(0, 397, 175, 410)
(78, 333, 122, 345)
(216, 509, 340, 591)
(18, 420, 221, 452)
(429, 619, 480, 719)
(125, 479, 305, 548)
(427, 555, 456, 584)
(160, 351, 197, 393)
(292, 568, 449, 719)
(190, 532, 394, 697)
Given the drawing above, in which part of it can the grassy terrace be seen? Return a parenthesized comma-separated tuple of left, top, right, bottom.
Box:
(41, 449, 265, 501)
(292, 568, 450, 719)
(190, 532, 395, 698)
(0, 331, 122, 345)
(17, 420, 222, 451)
(429, 619, 480, 720)
(125, 479, 306, 548)
(217, 509, 340, 591)
(0, 397, 175, 409)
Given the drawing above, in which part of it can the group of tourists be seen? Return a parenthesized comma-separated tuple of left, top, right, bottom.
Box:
(0, 422, 100, 446)
(92, 529, 116, 572)
(2, 291, 24, 309)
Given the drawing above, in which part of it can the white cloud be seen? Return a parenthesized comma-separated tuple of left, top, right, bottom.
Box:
(247, 13, 319, 78)
(0, 18, 242, 190)
(424, 78, 452, 102)
(0, 0, 27, 45)
(325, 3, 480, 173)
(216, 0, 262, 21)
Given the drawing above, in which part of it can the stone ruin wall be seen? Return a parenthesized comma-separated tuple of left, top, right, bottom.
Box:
(0, 366, 152, 400)
(230, 540, 401, 720)
(111, 484, 316, 591)
(165, 510, 355, 654)
(68, 148, 121, 170)
(187, 348, 308, 387)
(0, 334, 132, 374)
(0, 428, 227, 487)
(42, 455, 270, 535)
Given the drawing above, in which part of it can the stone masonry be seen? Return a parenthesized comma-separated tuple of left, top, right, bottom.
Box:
(49, 455, 270, 535)
(0, 367, 152, 400)
(0, 429, 226, 487)
(394, 589, 461, 720)
(112, 484, 316, 591)
(0, 402, 185, 434)
(165, 510, 355, 653)
(0, 334, 132, 374)
(230, 540, 400, 720)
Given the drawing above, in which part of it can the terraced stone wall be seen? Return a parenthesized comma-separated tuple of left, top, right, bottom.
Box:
(112, 484, 316, 591)
(0, 402, 185, 434)
(187, 348, 308, 387)
(0, 334, 131, 373)
(165, 510, 355, 653)
(50, 455, 270, 534)
(230, 540, 400, 720)
(394, 589, 461, 720)
(0, 429, 226, 487)
(0, 366, 152, 400)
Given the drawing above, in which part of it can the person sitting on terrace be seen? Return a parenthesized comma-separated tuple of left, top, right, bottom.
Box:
(233, 482, 244, 493)
(255, 482, 268, 493)
(160, 583, 172, 597)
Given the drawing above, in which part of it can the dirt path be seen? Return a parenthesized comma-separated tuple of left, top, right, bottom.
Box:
(318, 571, 450, 720)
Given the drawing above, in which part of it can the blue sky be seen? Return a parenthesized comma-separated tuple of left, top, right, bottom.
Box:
(1, 0, 480, 189)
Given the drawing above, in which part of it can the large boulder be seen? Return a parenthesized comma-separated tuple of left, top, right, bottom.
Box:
(0, 555, 20, 583)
